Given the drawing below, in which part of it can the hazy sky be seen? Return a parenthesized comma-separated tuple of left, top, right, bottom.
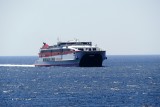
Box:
(0, 0, 160, 56)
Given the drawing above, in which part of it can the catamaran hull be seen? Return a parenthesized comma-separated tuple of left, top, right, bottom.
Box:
(35, 51, 106, 67)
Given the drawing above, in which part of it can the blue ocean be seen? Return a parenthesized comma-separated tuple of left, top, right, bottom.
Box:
(0, 55, 160, 107)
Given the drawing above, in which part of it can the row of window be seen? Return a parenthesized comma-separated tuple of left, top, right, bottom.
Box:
(58, 42, 92, 46)
(41, 48, 97, 53)
(43, 58, 55, 62)
(41, 49, 71, 53)
(77, 48, 97, 51)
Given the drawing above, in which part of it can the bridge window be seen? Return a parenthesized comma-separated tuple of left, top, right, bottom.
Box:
(78, 48, 84, 51)
(93, 48, 96, 51)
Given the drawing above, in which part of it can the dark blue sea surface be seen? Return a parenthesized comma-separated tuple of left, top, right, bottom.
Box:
(0, 55, 160, 107)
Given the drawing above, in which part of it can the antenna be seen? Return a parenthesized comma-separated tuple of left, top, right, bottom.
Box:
(74, 38, 79, 42)
(57, 37, 61, 42)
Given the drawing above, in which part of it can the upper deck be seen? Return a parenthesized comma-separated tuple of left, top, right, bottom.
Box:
(41, 41, 92, 50)
(39, 41, 105, 57)
(40, 40, 105, 52)
(57, 42, 92, 47)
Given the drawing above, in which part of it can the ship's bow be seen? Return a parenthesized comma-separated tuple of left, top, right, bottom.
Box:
(76, 51, 106, 67)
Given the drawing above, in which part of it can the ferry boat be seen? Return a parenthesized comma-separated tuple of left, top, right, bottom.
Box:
(35, 40, 107, 67)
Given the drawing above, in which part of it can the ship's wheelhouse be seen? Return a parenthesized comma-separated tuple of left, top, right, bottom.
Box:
(69, 46, 100, 52)
(57, 42, 92, 46)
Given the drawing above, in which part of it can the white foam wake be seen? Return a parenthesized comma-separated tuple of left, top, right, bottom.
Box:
(0, 64, 35, 67)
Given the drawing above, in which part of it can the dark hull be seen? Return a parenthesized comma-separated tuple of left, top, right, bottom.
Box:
(79, 53, 102, 67)
(77, 51, 106, 67)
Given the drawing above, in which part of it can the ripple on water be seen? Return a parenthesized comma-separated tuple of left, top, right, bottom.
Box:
(3, 90, 14, 94)
(110, 87, 120, 91)
(127, 85, 139, 88)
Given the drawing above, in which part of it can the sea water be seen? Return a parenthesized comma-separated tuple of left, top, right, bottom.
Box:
(0, 55, 160, 107)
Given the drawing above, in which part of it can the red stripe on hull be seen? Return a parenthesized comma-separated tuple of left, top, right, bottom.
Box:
(39, 51, 75, 57)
